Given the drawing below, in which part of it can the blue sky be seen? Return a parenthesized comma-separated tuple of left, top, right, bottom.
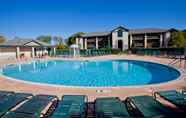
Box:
(0, 0, 186, 39)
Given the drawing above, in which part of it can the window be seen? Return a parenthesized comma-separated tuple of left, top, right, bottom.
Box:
(117, 30, 123, 37)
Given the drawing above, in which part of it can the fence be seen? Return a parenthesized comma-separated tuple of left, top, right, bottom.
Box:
(130, 48, 184, 56)
(54, 49, 113, 57)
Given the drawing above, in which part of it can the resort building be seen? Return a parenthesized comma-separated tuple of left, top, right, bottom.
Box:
(0, 38, 55, 59)
(76, 26, 177, 51)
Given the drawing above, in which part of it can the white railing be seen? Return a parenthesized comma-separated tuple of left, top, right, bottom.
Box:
(168, 56, 186, 72)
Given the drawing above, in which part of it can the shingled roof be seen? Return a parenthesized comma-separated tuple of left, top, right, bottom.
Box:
(82, 31, 111, 37)
(82, 26, 130, 37)
(81, 26, 174, 37)
(129, 28, 168, 34)
(0, 38, 51, 47)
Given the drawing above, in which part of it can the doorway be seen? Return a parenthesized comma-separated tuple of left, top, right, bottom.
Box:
(118, 40, 123, 51)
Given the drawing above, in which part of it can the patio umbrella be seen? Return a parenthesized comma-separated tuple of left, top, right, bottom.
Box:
(70, 44, 79, 57)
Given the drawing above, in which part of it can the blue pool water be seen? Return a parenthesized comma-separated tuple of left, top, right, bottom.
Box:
(1, 60, 180, 87)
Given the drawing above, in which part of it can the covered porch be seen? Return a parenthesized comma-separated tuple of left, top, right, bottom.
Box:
(76, 35, 112, 49)
(0, 39, 56, 59)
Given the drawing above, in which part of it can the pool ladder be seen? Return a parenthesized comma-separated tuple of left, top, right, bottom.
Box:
(168, 56, 186, 72)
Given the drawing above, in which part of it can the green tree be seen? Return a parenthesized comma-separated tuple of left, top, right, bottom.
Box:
(171, 32, 185, 48)
(0, 36, 6, 44)
(66, 32, 85, 46)
(184, 30, 186, 39)
(37, 35, 52, 44)
(56, 44, 67, 49)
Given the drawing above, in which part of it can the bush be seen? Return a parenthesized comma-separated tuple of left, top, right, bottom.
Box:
(111, 49, 120, 54)
(56, 44, 67, 49)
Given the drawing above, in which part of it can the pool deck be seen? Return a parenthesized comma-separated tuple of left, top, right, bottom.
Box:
(0, 54, 186, 102)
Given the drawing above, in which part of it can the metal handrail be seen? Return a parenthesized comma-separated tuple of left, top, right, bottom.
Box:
(167, 55, 186, 71)
(168, 55, 183, 65)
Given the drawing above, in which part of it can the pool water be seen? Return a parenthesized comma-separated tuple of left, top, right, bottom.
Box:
(1, 60, 180, 87)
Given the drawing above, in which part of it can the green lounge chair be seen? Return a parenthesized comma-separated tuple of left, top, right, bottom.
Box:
(3, 94, 58, 118)
(125, 95, 180, 118)
(2, 112, 36, 118)
(0, 92, 32, 117)
(95, 97, 130, 118)
(154, 90, 186, 112)
(0, 91, 14, 98)
(50, 95, 87, 118)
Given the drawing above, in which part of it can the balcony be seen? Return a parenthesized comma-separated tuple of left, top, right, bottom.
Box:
(147, 36, 160, 40)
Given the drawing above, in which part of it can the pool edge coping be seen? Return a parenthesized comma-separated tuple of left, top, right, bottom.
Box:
(0, 58, 183, 89)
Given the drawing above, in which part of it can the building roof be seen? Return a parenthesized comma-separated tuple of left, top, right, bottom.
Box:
(82, 26, 129, 37)
(81, 26, 174, 38)
(0, 38, 51, 47)
(111, 26, 129, 32)
(82, 31, 111, 37)
(129, 28, 168, 34)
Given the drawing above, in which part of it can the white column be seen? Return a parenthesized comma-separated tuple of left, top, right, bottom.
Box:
(80, 38, 83, 49)
(53, 47, 56, 56)
(112, 35, 116, 49)
(121, 32, 129, 51)
(96, 37, 98, 49)
(32, 47, 35, 58)
(76, 37, 79, 45)
(16, 47, 20, 59)
(85, 38, 87, 49)
(160, 34, 163, 48)
(73, 48, 76, 57)
(108, 36, 111, 48)
(164, 32, 171, 48)
(144, 34, 147, 48)
(130, 34, 133, 48)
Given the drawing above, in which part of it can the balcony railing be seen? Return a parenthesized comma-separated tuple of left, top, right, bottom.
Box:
(147, 36, 160, 39)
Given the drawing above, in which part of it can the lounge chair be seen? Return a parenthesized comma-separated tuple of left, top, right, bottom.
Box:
(0, 92, 32, 117)
(50, 95, 87, 118)
(2, 94, 58, 118)
(0, 91, 14, 98)
(95, 97, 130, 118)
(125, 95, 180, 118)
(154, 90, 186, 112)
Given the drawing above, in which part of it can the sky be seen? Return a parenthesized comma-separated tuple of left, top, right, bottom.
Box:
(0, 0, 186, 39)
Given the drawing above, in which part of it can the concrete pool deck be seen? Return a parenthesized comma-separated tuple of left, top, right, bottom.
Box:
(0, 54, 186, 101)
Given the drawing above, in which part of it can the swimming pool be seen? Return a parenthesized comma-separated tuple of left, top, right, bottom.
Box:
(1, 60, 180, 87)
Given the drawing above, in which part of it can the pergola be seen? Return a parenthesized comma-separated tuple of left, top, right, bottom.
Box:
(0, 39, 56, 59)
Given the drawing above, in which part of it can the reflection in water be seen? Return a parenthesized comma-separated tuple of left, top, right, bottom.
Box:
(32, 61, 36, 70)
(112, 61, 130, 73)
(53, 61, 57, 66)
(95, 61, 99, 66)
(112, 61, 119, 73)
(73, 63, 80, 70)
(44, 61, 48, 68)
(121, 62, 129, 73)
(18, 64, 22, 72)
